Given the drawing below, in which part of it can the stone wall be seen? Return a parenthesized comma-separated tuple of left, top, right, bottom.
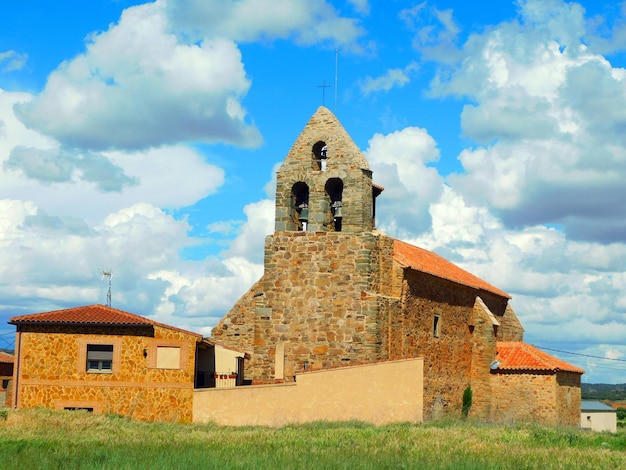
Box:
(468, 298, 498, 420)
(13, 324, 198, 422)
(489, 371, 559, 424)
(556, 371, 582, 426)
(249, 230, 389, 382)
(389, 269, 477, 418)
(497, 303, 525, 341)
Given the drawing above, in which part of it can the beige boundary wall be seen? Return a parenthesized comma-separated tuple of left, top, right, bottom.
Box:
(193, 358, 423, 426)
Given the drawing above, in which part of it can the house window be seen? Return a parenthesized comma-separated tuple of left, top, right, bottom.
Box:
(86, 344, 113, 373)
(156, 346, 181, 369)
(433, 315, 441, 338)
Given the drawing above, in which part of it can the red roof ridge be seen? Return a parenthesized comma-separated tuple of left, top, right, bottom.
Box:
(393, 239, 510, 299)
(496, 341, 584, 374)
(9, 304, 201, 338)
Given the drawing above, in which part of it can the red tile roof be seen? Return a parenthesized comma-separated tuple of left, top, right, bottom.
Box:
(0, 351, 14, 364)
(393, 239, 511, 299)
(9, 304, 201, 338)
(495, 341, 584, 374)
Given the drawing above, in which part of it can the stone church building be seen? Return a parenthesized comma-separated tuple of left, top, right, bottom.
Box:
(211, 106, 583, 424)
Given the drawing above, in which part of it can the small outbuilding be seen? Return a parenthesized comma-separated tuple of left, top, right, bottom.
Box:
(0, 351, 14, 407)
(580, 400, 617, 433)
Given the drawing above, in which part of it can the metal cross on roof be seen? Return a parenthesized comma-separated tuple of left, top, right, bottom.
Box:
(317, 80, 331, 106)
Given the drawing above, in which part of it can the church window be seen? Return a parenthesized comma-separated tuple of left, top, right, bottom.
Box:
(433, 314, 441, 338)
(325, 178, 343, 232)
(292, 182, 309, 231)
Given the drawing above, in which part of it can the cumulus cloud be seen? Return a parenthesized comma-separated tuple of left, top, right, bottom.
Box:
(165, 0, 367, 52)
(348, 0, 370, 15)
(411, 0, 626, 243)
(0, 50, 28, 72)
(359, 61, 418, 95)
(0, 88, 224, 221)
(13, 1, 261, 151)
(366, 126, 443, 237)
(5, 146, 138, 191)
(225, 199, 275, 262)
(0, 198, 265, 334)
(400, 3, 462, 63)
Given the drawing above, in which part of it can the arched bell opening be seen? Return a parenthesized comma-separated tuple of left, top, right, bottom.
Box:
(325, 178, 343, 232)
(312, 141, 328, 171)
(291, 182, 310, 231)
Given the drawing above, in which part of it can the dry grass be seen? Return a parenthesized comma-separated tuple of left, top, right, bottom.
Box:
(1, 408, 625, 469)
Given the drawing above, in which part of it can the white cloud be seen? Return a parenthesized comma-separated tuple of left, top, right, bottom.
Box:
(419, 0, 626, 243)
(13, 1, 261, 151)
(225, 199, 275, 262)
(359, 62, 418, 95)
(165, 0, 367, 52)
(366, 126, 443, 236)
(0, 50, 28, 72)
(347, 0, 370, 15)
(0, 88, 224, 222)
(401, 3, 462, 63)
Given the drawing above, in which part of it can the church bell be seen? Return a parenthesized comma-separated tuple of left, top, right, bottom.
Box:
(331, 201, 342, 218)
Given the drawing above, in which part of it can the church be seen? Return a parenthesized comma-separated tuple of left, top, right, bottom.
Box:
(210, 106, 583, 425)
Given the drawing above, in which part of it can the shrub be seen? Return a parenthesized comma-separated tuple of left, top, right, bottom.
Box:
(462, 385, 473, 418)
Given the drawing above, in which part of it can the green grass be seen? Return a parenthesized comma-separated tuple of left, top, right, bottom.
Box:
(1, 409, 625, 469)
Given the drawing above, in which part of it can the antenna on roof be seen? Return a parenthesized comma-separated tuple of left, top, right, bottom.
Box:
(334, 48, 338, 113)
(99, 268, 113, 308)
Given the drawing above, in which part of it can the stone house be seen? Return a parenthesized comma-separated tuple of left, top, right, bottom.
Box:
(211, 106, 584, 425)
(8, 304, 243, 422)
(490, 341, 584, 425)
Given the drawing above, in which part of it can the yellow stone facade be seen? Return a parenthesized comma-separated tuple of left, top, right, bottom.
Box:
(13, 324, 199, 422)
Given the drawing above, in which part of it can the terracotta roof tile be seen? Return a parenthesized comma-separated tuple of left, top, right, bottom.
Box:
(495, 341, 584, 374)
(0, 351, 14, 363)
(9, 304, 201, 338)
(393, 239, 510, 299)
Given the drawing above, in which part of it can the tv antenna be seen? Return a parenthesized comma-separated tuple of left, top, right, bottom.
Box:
(334, 49, 338, 113)
(99, 268, 113, 308)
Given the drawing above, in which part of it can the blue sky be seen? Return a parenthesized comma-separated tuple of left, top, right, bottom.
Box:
(1, 0, 626, 383)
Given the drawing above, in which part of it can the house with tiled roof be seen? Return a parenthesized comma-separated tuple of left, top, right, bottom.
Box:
(209, 106, 583, 426)
(8, 305, 245, 422)
(487, 342, 584, 424)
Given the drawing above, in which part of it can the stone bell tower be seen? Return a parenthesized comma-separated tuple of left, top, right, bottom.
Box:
(274, 106, 377, 233)
(211, 106, 394, 383)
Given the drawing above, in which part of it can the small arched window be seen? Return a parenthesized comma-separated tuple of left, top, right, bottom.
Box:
(291, 182, 309, 231)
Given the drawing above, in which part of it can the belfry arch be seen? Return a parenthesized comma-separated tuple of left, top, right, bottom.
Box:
(312, 141, 327, 171)
(291, 182, 309, 231)
(325, 178, 343, 232)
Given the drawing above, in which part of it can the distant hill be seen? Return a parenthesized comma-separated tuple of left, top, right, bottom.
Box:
(582, 383, 626, 401)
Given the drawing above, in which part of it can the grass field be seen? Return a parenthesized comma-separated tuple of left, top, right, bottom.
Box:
(1, 408, 625, 469)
